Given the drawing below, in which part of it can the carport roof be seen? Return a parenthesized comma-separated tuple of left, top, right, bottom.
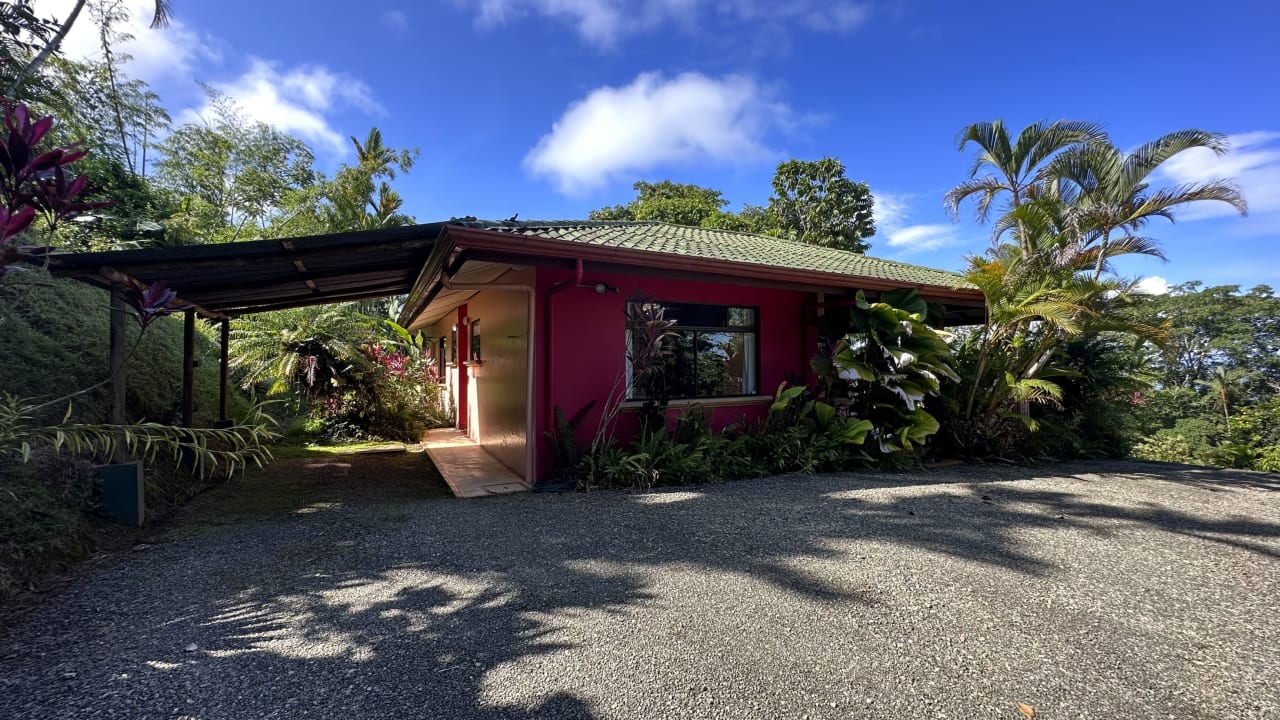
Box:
(45, 223, 445, 318)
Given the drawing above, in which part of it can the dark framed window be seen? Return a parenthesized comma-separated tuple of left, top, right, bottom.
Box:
(449, 328, 458, 364)
(437, 337, 447, 377)
(469, 321, 481, 362)
(627, 301, 759, 400)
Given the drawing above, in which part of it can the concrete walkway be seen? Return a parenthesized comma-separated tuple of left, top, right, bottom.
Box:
(422, 429, 530, 498)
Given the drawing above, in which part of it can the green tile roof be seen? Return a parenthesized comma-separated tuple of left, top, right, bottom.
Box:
(450, 220, 975, 291)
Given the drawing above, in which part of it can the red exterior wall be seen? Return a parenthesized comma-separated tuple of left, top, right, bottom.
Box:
(455, 305, 469, 430)
(534, 267, 817, 481)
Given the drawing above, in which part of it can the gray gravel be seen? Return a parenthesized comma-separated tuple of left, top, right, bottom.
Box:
(1, 460, 1278, 719)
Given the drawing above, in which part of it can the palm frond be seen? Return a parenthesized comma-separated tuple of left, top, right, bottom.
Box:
(150, 0, 172, 28)
(1121, 129, 1229, 188)
(1128, 180, 1248, 220)
(1019, 119, 1110, 179)
(944, 175, 1007, 221)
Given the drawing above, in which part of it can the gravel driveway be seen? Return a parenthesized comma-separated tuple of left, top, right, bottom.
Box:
(1, 459, 1277, 719)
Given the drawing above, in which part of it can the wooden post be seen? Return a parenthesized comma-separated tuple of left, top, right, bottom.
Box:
(218, 318, 230, 424)
(108, 282, 128, 462)
(182, 309, 195, 428)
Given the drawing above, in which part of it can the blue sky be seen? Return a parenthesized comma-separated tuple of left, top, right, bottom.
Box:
(53, 0, 1280, 290)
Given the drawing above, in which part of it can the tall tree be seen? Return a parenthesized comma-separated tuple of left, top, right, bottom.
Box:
(589, 180, 730, 227)
(0, 1, 60, 102)
(273, 127, 419, 237)
(1128, 283, 1280, 394)
(766, 158, 875, 253)
(3, 0, 172, 99)
(154, 89, 316, 243)
(324, 128, 418, 231)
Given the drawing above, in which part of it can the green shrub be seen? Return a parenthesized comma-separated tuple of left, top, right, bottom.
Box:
(1197, 441, 1254, 470)
(1131, 434, 1197, 465)
(1254, 445, 1280, 473)
(582, 392, 874, 490)
(231, 307, 447, 444)
(811, 288, 954, 458)
(583, 406, 756, 489)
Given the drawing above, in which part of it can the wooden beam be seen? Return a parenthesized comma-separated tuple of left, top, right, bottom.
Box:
(182, 310, 195, 428)
(221, 287, 409, 315)
(98, 266, 231, 320)
(122, 266, 408, 297)
(108, 281, 128, 463)
(218, 318, 230, 424)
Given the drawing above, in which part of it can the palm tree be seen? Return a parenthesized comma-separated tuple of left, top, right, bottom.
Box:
(944, 119, 1108, 253)
(1045, 131, 1249, 279)
(1196, 366, 1251, 433)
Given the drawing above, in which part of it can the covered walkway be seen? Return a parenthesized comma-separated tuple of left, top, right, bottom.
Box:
(422, 430, 530, 498)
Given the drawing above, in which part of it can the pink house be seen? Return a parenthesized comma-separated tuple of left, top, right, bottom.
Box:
(399, 220, 985, 487)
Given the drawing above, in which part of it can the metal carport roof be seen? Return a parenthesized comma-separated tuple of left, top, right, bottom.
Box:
(45, 223, 445, 318)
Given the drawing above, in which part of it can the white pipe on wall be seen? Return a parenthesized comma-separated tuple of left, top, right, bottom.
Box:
(441, 274, 537, 486)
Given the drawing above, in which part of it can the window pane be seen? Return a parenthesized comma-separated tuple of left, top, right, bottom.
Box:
(627, 302, 759, 400)
(666, 332, 698, 398)
(696, 332, 754, 396)
(664, 302, 726, 328)
(726, 307, 756, 328)
(630, 330, 697, 399)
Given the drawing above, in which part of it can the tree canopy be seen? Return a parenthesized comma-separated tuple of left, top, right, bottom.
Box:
(590, 159, 876, 252)
(766, 157, 875, 253)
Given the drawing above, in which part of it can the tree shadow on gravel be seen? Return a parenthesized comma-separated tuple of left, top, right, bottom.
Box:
(1068, 459, 1280, 493)
(3, 462, 1278, 719)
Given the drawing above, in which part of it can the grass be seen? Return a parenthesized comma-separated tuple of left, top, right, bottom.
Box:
(268, 439, 414, 460)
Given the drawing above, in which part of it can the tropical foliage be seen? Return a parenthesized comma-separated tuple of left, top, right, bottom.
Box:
(1123, 283, 1280, 470)
(937, 119, 1247, 460)
(231, 305, 447, 443)
(572, 288, 952, 490)
(812, 289, 956, 455)
(591, 157, 876, 252)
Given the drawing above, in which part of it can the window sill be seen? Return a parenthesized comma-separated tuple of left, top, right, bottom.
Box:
(620, 395, 772, 410)
(463, 360, 484, 367)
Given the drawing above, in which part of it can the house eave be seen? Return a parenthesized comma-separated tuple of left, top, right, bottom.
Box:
(399, 223, 986, 328)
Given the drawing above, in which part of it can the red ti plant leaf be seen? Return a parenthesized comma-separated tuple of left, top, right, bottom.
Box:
(0, 205, 34, 244)
(123, 279, 192, 331)
(0, 100, 111, 276)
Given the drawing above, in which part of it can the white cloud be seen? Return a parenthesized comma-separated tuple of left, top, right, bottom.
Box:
(1157, 131, 1280, 220)
(524, 72, 792, 194)
(184, 59, 381, 155)
(1135, 276, 1171, 295)
(463, 0, 870, 48)
(42, 0, 218, 83)
(380, 10, 410, 32)
(871, 191, 964, 254)
(872, 191, 911, 231)
(885, 224, 963, 252)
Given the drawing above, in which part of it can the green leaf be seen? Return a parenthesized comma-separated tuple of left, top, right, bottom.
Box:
(885, 347, 917, 368)
(813, 401, 836, 428)
(836, 358, 875, 382)
(901, 409, 941, 447)
(841, 418, 873, 445)
(880, 288, 928, 318)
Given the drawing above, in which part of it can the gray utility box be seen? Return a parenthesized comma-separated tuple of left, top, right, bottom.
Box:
(96, 461, 144, 527)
